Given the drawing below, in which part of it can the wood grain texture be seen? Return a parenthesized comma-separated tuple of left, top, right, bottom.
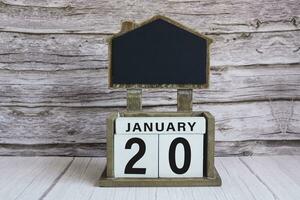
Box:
(0, 0, 299, 34)
(9, 156, 293, 200)
(241, 156, 300, 200)
(0, 64, 299, 106)
(0, 140, 299, 157)
(0, 0, 299, 156)
(0, 157, 73, 199)
(0, 101, 299, 156)
(0, 102, 299, 144)
(44, 157, 106, 200)
(1, 32, 299, 68)
(216, 140, 300, 156)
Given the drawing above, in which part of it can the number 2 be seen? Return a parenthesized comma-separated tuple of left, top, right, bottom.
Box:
(124, 138, 146, 174)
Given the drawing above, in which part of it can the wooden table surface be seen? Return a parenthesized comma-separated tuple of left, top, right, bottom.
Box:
(0, 156, 299, 200)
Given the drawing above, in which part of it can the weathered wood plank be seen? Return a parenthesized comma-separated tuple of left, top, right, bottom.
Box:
(216, 140, 300, 156)
(44, 157, 105, 200)
(0, 156, 298, 199)
(0, 106, 109, 144)
(0, 33, 107, 71)
(43, 157, 276, 200)
(211, 31, 300, 66)
(0, 143, 106, 156)
(241, 156, 300, 200)
(1, 32, 299, 68)
(0, 0, 299, 157)
(0, 157, 72, 199)
(0, 64, 299, 106)
(212, 157, 275, 200)
(270, 156, 300, 184)
(0, 0, 299, 34)
(0, 101, 299, 145)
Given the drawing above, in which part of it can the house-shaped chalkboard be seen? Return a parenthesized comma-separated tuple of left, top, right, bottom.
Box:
(109, 15, 212, 88)
(100, 16, 221, 187)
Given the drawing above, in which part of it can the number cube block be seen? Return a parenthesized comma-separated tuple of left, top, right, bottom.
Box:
(159, 134, 204, 178)
(114, 135, 159, 178)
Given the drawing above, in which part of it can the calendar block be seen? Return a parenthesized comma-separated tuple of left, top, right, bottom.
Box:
(100, 111, 221, 187)
(114, 134, 159, 178)
(159, 134, 204, 178)
(115, 117, 206, 134)
(99, 15, 222, 187)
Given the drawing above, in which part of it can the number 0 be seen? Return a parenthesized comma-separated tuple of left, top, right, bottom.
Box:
(168, 137, 191, 174)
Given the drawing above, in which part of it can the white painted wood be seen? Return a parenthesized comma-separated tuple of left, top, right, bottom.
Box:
(155, 157, 276, 200)
(44, 157, 106, 200)
(271, 156, 300, 184)
(213, 157, 276, 200)
(115, 117, 206, 134)
(114, 135, 159, 178)
(0, 156, 293, 199)
(0, 157, 72, 200)
(159, 134, 204, 178)
(241, 156, 300, 200)
(46, 156, 282, 200)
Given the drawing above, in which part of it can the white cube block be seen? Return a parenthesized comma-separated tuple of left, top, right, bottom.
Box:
(114, 134, 159, 178)
(159, 134, 204, 178)
(115, 117, 206, 134)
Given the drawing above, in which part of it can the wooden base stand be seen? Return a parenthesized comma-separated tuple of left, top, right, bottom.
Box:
(98, 88, 222, 187)
(99, 167, 221, 187)
(98, 111, 221, 187)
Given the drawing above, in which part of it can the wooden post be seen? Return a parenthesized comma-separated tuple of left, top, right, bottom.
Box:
(127, 89, 142, 111)
(120, 21, 136, 33)
(177, 89, 193, 112)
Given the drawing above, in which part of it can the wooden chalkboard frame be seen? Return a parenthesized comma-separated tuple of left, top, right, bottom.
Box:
(100, 15, 221, 187)
(99, 111, 221, 187)
(108, 15, 213, 89)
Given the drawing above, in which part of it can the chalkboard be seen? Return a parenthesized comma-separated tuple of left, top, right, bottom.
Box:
(109, 16, 211, 88)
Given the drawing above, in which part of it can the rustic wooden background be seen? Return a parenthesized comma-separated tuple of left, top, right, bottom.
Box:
(0, 0, 299, 156)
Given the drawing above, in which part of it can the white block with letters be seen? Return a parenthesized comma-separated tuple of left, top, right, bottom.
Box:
(115, 117, 206, 134)
(114, 134, 159, 178)
(159, 134, 204, 178)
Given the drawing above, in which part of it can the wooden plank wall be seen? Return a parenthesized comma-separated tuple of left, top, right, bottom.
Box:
(0, 0, 299, 156)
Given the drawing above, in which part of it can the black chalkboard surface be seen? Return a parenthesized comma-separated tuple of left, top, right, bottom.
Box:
(109, 16, 211, 88)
